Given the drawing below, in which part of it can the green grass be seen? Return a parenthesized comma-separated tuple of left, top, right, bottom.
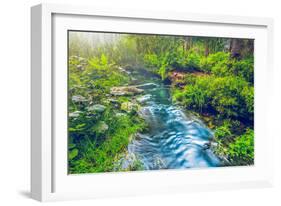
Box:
(69, 113, 146, 173)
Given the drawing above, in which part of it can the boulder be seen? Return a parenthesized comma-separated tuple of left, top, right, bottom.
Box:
(136, 94, 152, 104)
(115, 112, 126, 117)
(72, 95, 87, 103)
(110, 86, 144, 96)
(135, 83, 158, 90)
(69, 111, 83, 118)
(120, 153, 137, 170)
(87, 104, 106, 113)
(76, 64, 83, 71)
(78, 57, 86, 62)
(118, 66, 131, 75)
(153, 156, 166, 169)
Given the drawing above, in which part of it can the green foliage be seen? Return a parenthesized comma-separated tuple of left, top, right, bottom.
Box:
(68, 32, 254, 170)
(231, 57, 254, 83)
(69, 113, 146, 173)
(172, 88, 185, 102)
(68, 103, 146, 173)
(213, 120, 253, 166)
(213, 120, 235, 157)
(181, 84, 208, 112)
(68, 53, 146, 173)
(88, 54, 110, 70)
(129, 158, 145, 171)
(158, 64, 168, 80)
(215, 120, 232, 140)
(144, 53, 160, 68)
(143, 52, 174, 80)
(241, 85, 254, 114)
(183, 50, 202, 69)
(69, 54, 129, 106)
(228, 129, 254, 165)
(69, 149, 79, 160)
(208, 76, 250, 118)
(199, 52, 254, 84)
(172, 75, 254, 121)
(203, 52, 230, 68)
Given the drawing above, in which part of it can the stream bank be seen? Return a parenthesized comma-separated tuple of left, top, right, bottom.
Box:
(114, 69, 221, 171)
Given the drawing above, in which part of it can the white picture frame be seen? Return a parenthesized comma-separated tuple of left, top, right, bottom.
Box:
(31, 3, 274, 202)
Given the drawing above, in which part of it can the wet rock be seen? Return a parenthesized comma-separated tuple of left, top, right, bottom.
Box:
(70, 56, 86, 63)
(136, 94, 152, 104)
(131, 77, 137, 81)
(72, 95, 87, 103)
(153, 156, 166, 169)
(118, 66, 131, 75)
(211, 142, 218, 147)
(78, 57, 86, 62)
(69, 111, 83, 118)
(138, 107, 152, 119)
(121, 153, 137, 170)
(115, 112, 126, 117)
(76, 64, 83, 70)
(110, 86, 144, 96)
(87, 104, 106, 113)
(135, 83, 158, 89)
(115, 151, 144, 171)
(203, 142, 211, 150)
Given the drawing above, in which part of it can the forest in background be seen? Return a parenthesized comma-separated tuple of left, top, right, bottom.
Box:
(68, 31, 254, 173)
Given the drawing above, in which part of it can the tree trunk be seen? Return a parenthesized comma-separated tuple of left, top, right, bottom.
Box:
(230, 39, 243, 59)
(204, 40, 210, 56)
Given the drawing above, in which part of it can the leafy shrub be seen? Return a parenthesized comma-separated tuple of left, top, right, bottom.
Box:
(181, 84, 209, 112)
(213, 121, 253, 165)
(228, 129, 254, 165)
(69, 113, 146, 173)
(200, 52, 230, 73)
(68, 54, 145, 173)
(69, 53, 130, 105)
(215, 120, 232, 140)
(183, 51, 202, 69)
(144, 53, 170, 80)
(144, 53, 160, 68)
(213, 121, 233, 157)
(88, 54, 111, 70)
(172, 88, 185, 102)
(144, 50, 204, 79)
(172, 75, 253, 121)
(241, 85, 254, 115)
(158, 64, 168, 80)
(209, 76, 245, 117)
(199, 52, 253, 85)
(231, 57, 254, 83)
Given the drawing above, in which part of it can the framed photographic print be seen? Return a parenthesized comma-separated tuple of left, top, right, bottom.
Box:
(31, 3, 274, 201)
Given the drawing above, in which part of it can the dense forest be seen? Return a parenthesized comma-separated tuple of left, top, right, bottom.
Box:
(68, 31, 254, 173)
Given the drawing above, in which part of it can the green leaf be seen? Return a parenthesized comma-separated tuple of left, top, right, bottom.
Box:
(69, 149, 79, 160)
(69, 143, 76, 149)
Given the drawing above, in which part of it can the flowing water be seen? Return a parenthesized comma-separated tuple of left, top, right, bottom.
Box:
(127, 81, 221, 170)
